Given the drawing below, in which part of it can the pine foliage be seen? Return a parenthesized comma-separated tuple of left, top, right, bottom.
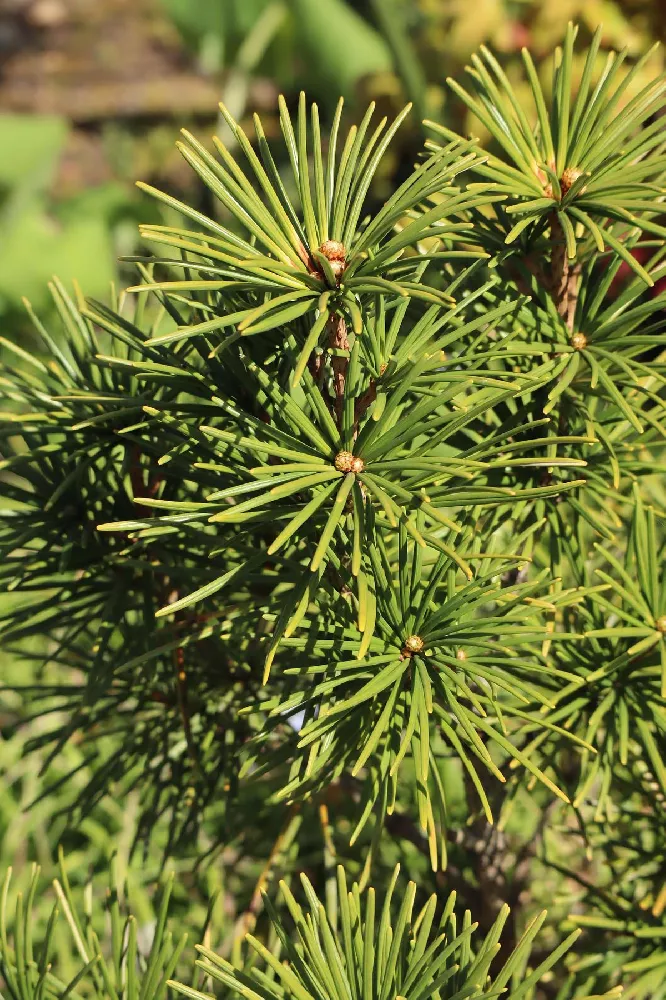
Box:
(2, 22, 666, 998)
(0, 859, 608, 1000)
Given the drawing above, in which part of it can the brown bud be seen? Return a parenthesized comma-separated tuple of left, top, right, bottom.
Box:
(560, 167, 583, 195)
(571, 332, 587, 351)
(656, 615, 666, 633)
(319, 239, 347, 262)
(335, 451, 364, 474)
(334, 451, 354, 472)
(402, 634, 425, 655)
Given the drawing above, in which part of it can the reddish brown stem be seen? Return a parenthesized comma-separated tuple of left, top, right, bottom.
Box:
(565, 263, 582, 332)
(549, 213, 579, 331)
(354, 380, 377, 424)
(550, 213, 570, 314)
(328, 313, 350, 423)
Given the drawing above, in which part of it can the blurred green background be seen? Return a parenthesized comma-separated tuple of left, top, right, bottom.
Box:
(1, 0, 665, 959)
